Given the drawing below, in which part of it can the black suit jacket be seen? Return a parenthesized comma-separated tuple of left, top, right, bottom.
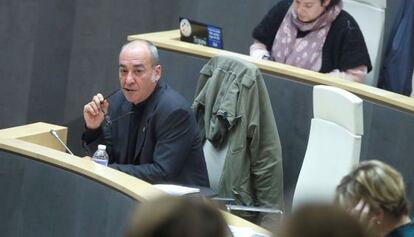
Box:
(83, 80, 209, 187)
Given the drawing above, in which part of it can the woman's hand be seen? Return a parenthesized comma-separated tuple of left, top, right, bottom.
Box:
(349, 199, 378, 229)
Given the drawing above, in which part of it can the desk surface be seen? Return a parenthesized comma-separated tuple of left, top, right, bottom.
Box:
(128, 30, 414, 114)
(0, 122, 270, 235)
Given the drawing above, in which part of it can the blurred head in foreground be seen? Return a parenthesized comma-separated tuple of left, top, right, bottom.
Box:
(280, 204, 370, 237)
(124, 196, 228, 237)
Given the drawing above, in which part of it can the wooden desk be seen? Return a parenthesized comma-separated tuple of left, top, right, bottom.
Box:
(0, 122, 270, 236)
(129, 29, 414, 114)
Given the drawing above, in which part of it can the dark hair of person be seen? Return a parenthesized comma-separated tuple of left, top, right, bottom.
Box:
(321, 0, 341, 9)
(281, 204, 370, 237)
(124, 196, 228, 237)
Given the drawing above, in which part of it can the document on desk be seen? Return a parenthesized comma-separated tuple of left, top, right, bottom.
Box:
(228, 225, 271, 237)
(153, 184, 200, 196)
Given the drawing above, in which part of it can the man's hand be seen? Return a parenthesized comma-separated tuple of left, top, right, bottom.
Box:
(83, 93, 109, 129)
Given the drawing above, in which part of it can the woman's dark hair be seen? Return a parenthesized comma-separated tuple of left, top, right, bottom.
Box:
(321, 0, 341, 9)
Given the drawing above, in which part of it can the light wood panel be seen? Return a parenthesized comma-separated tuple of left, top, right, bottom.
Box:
(0, 122, 67, 151)
(128, 30, 414, 114)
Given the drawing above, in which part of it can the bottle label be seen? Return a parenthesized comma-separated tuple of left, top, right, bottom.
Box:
(92, 158, 108, 166)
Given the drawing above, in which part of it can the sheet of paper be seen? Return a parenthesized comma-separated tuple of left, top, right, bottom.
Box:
(153, 184, 200, 196)
(228, 225, 271, 237)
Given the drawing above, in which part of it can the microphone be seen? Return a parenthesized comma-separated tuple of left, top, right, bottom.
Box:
(50, 129, 74, 155)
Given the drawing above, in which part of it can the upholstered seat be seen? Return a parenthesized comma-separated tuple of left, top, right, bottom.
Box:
(343, 0, 386, 86)
(292, 85, 364, 210)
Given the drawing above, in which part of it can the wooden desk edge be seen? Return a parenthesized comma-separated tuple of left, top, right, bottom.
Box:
(128, 30, 414, 114)
(0, 122, 165, 201)
(0, 138, 165, 202)
(0, 123, 270, 235)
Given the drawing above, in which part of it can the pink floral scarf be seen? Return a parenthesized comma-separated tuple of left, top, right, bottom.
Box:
(271, 2, 342, 71)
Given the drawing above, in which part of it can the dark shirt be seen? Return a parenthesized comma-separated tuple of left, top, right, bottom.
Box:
(252, 0, 372, 73)
(387, 220, 414, 237)
(125, 102, 146, 164)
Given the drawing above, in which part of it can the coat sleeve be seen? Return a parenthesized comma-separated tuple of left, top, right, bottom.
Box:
(81, 125, 110, 157)
(248, 74, 284, 210)
(337, 18, 372, 72)
(81, 127, 101, 144)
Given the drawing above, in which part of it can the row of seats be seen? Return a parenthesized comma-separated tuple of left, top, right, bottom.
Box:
(198, 55, 364, 215)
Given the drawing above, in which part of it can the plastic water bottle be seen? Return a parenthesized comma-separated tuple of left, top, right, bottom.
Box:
(92, 144, 109, 166)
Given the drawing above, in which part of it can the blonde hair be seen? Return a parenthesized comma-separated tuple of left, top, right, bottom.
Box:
(336, 160, 409, 218)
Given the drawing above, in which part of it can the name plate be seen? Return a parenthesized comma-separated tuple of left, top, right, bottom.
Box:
(179, 18, 223, 49)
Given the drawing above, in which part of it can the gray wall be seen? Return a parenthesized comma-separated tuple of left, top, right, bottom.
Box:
(0, 150, 135, 237)
(0, 0, 402, 130)
(0, 0, 410, 210)
(0, 0, 279, 140)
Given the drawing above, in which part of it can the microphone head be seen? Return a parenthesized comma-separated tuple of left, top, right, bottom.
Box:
(49, 128, 74, 155)
(50, 129, 57, 137)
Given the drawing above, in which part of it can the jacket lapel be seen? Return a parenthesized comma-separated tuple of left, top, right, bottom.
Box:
(117, 100, 132, 164)
(133, 82, 164, 164)
(133, 106, 150, 164)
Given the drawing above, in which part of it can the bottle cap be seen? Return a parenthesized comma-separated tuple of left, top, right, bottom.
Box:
(98, 144, 106, 151)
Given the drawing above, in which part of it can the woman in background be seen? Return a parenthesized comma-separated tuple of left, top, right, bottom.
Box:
(250, 0, 371, 82)
(336, 160, 413, 237)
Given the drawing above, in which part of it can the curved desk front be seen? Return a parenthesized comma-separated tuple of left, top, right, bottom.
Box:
(0, 122, 269, 237)
(128, 30, 414, 209)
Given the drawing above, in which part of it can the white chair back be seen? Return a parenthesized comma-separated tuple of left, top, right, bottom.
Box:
(343, 0, 386, 86)
(411, 71, 414, 97)
(203, 140, 228, 193)
(292, 85, 363, 210)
